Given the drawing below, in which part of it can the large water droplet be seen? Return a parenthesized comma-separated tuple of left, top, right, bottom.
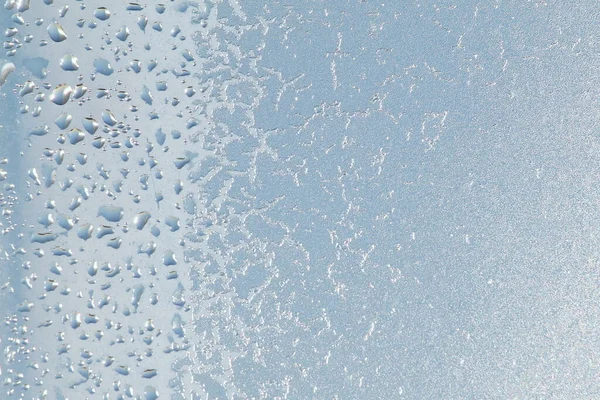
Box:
(94, 58, 114, 76)
(134, 211, 151, 230)
(94, 7, 111, 21)
(98, 205, 124, 222)
(54, 113, 72, 129)
(50, 84, 72, 105)
(59, 54, 79, 71)
(0, 62, 15, 86)
(47, 21, 67, 42)
(144, 386, 159, 400)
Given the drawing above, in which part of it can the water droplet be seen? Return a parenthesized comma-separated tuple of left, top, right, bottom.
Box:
(38, 213, 54, 227)
(181, 49, 194, 62)
(134, 211, 151, 230)
(142, 369, 157, 379)
(185, 117, 198, 129)
(29, 124, 50, 137)
(94, 7, 111, 21)
(115, 365, 130, 376)
(82, 117, 98, 134)
(116, 26, 130, 41)
(77, 223, 93, 240)
(94, 58, 114, 76)
(19, 80, 35, 96)
(50, 84, 73, 106)
(165, 216, 180, 232)
(76, 153, 88, 165)
(91, 137, 106, 149)
(73, 83, 88, 99)
(107, 237, 122, 249)
(144, 386, 159, 400)
(141, 85, 153, 105)
(58, 4, 68, 17)
(162, 250, 177, 266)
(174, 156, 190, 169)
(127, 3, 143, 11)
(54, 113, 72, 129)
(97, 205, 124, 222)
(156, 81, 167, 91)
(96, 225, 114, 239)
(0, 62, 16, 86)
(137, 16, 148, 31)
(16, 0, 30, 12)
(166, 271, 178, 279)
(31, 232, 59, 244)
(102, 109, 117, 126)
(11, 13, 24, 25)
(57, 214, 74, 230)
(130, 59, 141, 73)
(184, 86, 195, 97)
(5, 27, 18, 37)
(47, 21, 67, 42)
(59, 54, 79, 71)
(67, 128, 85, 144)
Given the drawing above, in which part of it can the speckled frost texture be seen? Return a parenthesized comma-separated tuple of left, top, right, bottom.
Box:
(0, 0, 599, 399)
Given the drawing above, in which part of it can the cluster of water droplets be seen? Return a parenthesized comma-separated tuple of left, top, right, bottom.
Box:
(0, 0, 393, 397)
(0, 1, 220, 398)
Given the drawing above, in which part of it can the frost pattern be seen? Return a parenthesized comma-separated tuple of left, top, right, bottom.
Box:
(1, 1, 599, 399)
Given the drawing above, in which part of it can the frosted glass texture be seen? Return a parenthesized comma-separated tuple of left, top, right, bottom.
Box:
(0, 0, 598, 399)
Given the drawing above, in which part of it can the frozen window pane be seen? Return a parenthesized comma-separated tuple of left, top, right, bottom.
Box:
(0, 1, 597, 398)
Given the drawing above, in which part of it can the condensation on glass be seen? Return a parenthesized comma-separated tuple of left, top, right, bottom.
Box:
(0, 0, 598, 399)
